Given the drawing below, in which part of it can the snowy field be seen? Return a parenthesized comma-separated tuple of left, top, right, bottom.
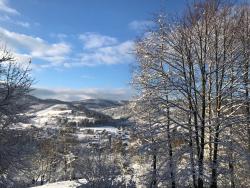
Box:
(30, 179, 87, 188)
(80, 126, 118, 133)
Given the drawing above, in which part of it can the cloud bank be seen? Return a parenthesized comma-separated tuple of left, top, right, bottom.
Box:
(79, 33, 117, 49)
(31, 87, 132, 101)
(0, 27, 134, 68)
(0, 27, 71, 65)
(0, 0, 19, 15)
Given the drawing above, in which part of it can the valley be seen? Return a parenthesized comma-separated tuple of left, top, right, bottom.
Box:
(13, 96, 135, 187)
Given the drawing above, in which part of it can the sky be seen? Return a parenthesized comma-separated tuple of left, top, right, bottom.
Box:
(0, 0, 187, 101)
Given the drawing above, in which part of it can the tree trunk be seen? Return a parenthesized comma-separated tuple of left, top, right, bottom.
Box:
(167, 95, 176, 188)
(151, 152, 157, 188)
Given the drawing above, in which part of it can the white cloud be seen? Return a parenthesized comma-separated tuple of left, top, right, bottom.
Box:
(0, 27, 133, 69)
(13, 52, 31, 64)
(15, 21, 30, 28)
(129, 20, 154, 31)
(77, 32, 134, 67)
(31, 87, 132, 101)
(76, 40, 134, 66)
(0, 27, 71, 64)
(0, 15, 30, 28)
(79, 32, 117, 49)
(0, 0, 19, 15)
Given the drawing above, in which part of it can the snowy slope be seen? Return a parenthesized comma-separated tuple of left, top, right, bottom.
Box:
(20, 96, 116, 129)
(73, 98, 127, 110)
(30, 179, 87, 188)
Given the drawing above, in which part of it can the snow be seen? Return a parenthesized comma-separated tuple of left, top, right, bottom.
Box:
(34, 104, 72, 125)
(25, 104, 94, 128)
(30, 179, 87, 188)
(80, 126, 118, 133)
(36, 104, 72, 116)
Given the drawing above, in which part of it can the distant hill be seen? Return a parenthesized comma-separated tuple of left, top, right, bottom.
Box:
(73, 98, 128, 109)
(18, 95, 129, 129)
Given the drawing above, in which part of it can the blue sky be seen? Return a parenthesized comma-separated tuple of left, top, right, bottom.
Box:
(0, 0, 187, 100)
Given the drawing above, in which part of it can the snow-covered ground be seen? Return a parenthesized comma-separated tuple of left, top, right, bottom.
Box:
(17, 102, 100, 129)
(17, 98, 123, 141)
(75, 128, 117, 141)
(30, 104, 86, 128)
(30, 179, 87, 188)
(16, 97, 130, 130)
(11, 97, 134, 187)
(80, 126, 118, 134)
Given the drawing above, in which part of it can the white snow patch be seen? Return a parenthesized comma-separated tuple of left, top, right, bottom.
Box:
(30, 179, 87, 188)
(80, 126, 118, 133)
(35, 104, 72, 117)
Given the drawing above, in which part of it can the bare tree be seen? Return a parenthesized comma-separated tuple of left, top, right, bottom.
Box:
(132, 0, 250, 187)
(0, 45, 33, 186)
(0, 46, 33, 129)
